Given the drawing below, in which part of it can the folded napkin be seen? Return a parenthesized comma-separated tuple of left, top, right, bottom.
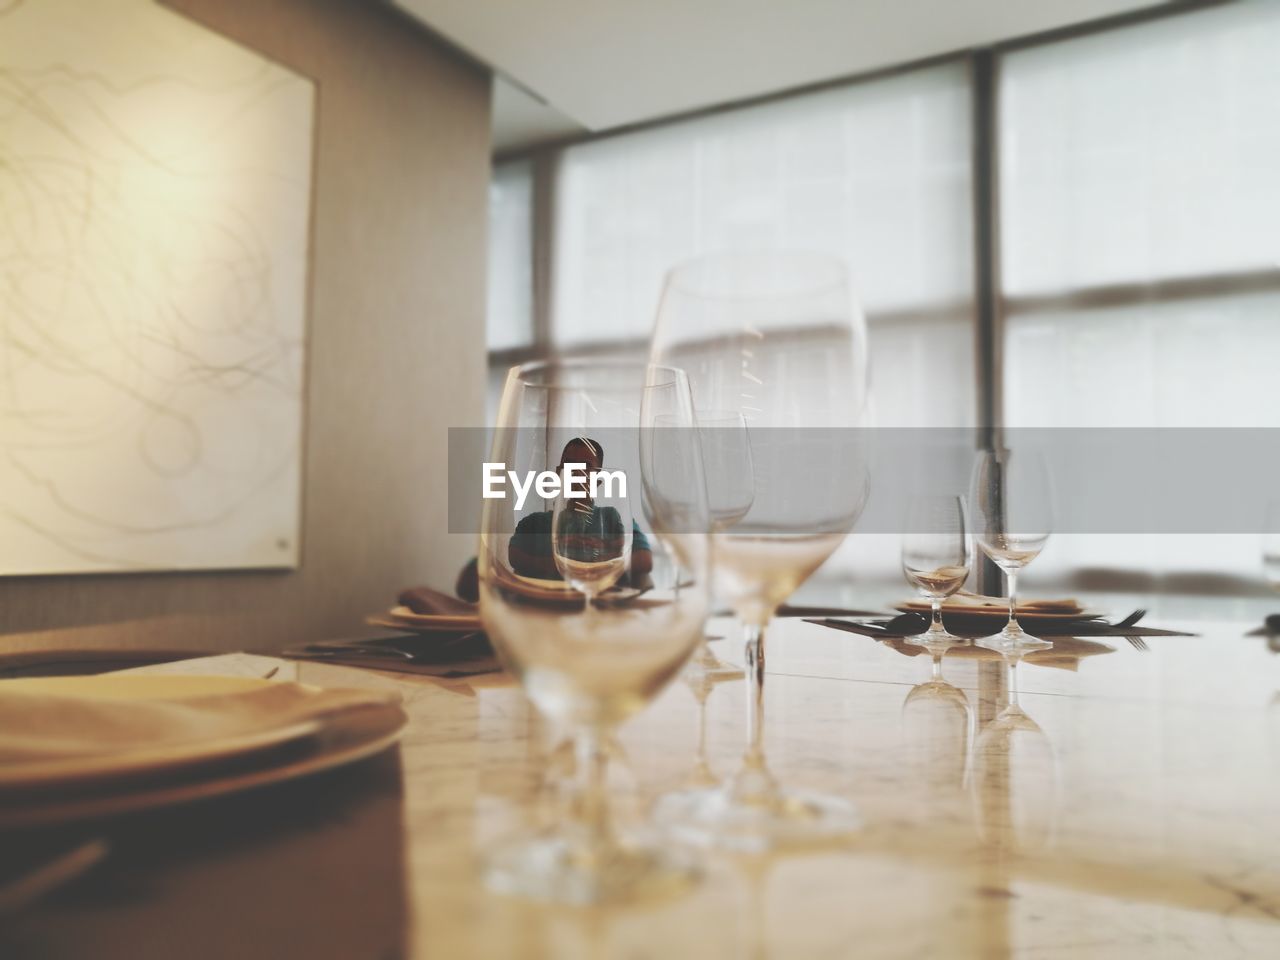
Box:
(397, 585, 478, 616)
(0, 674, 397, 767)
(900, 592, 1084, 615)
(809, 612, 1196, 642)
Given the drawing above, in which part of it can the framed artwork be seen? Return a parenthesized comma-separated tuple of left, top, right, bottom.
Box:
(0, 0, 315, 574)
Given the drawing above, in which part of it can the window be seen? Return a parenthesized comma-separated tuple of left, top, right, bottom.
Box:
(1000, 1, 1280, 429)
(999, 2, 1280, 595)
(486, 159, 534, 353)
(484, 2, 1280, 604)
(551, 63, 976, 429)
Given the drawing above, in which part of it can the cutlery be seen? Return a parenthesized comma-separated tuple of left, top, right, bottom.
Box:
(0, 839, 109, 917)
(1110, 609, 1149, 651)
(1113, 609, 1147, 629)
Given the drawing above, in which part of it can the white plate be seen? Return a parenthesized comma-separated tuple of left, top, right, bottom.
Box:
(0, 675, 320, 791)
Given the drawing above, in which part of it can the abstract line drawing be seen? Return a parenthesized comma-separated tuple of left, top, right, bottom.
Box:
(0, 0, 314, 574)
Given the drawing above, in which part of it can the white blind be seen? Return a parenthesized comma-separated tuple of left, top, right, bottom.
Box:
(1000, 3, 1280, 592)
(487, 160, 534, 351)
(1001, 1, 1280, 296)
(552, 64, 977, 429)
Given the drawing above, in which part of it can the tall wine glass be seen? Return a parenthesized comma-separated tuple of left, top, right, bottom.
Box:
(901, 495, 972, 648)
(479, 360, 711, 904)
(649, 251, 871, 852)
(970, 448, 1053, 654)
(687, 410, 753, 681)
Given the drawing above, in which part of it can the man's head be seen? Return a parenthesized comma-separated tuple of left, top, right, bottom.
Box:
(558, 437, 603, 474)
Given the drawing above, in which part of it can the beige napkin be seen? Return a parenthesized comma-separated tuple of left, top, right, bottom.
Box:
(396, 585, 477, 616)
(0, 674, 397, 766)
(903, 591, 1083, 614)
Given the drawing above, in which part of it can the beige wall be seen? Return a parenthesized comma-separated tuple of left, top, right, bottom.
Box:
(0, 0, 490, 654)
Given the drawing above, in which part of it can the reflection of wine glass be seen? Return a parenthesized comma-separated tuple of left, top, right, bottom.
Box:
(970, 449, 1053, 653)
(678, 668, 741, 792)
(970, 653, 1055, 852)
(479, 360, 711, 904)
(1262, 501, 1280, 591)
(901, 495, 971, 647)
(552, 493, 632, 603)
(699, 411, 755, 528)
(901, 648, 972, 794)
(649, 251, 871, 852)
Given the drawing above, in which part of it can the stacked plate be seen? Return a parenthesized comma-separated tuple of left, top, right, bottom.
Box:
(0, 671, 407, 829)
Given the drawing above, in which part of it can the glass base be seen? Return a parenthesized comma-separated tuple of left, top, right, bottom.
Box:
(652, 783, 861, 855)
(685, 641, 745, 682)
(905, 627, 965, 651)
(977, 623, 1053, 655)
(484, 833, 700, 906)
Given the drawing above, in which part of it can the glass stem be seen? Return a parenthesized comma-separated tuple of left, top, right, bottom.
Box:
(744, 622, 769, 769)
(931, 653, 943, 682)
(692, 689, 713, 785)
(571, 726, 612, 856)
(726, 619, 779, 806)
(930, 598, 944, 635)
(1006, 569, 1019, 632)
(1008, 658, 1021, 710)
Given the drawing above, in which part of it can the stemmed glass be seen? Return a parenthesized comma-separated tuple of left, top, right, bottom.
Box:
(649, 251, 871, 852)
(970, 448, 1053, 653)
(685, 410, 754, 681)
(479, 360, 711, 904)
(552, 492, 633, 605)
(1262, 500, 1280, 592)
(901, 495, 972, 648)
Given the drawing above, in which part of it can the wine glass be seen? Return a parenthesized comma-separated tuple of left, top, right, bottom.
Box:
(685, 410, 753, 681)
(649, 251, 871, 852)
(479, 359, 711, 904)
(969, 448, 1053, 653)
(1262, 500, 1280, 592)
(901, 495, 972, 648)
(552, 491, 633, 603)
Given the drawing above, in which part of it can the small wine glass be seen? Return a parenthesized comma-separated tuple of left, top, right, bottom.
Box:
(901, 495, 971, 649)
(552, 491, 633, 605)
(1262, 500, 1280, 592)
(970, 448, 1053, 653)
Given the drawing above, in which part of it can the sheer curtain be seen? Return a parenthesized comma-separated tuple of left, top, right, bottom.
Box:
(485, 160, 535, 423)
(999, 2, 1280, 602)
(487, 159, 534, 353)
(550, 63, 977, 592)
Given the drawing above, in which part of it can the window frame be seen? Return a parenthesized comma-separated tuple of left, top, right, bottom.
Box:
(491, 1, 1253, 433)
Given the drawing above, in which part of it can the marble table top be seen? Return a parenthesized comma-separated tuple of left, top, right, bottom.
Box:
(5, 615, 1280, 958)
